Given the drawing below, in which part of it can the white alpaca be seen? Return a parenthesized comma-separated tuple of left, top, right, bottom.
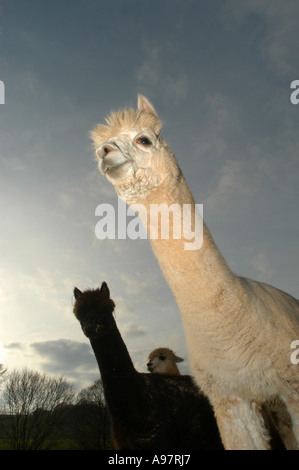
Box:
(147, 348, 184, 375)
(90, 95, 299, 450)
(147, 348, 290, 449)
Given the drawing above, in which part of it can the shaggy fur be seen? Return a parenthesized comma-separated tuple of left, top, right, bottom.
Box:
(90, 95, 299, 450)
(147, 347, 184, 375)
(147, 349, 287, 449)
(73, 283, 223, 450)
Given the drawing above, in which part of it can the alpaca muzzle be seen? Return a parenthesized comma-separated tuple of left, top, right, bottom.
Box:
(82, 321, 102, 339)
(96, 142, 129, 175)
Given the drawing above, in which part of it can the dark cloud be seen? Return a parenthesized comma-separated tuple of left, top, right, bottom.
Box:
(5, 342, 24, 350)
(123, 322, 147, 338)
(30, 339, 99, 389)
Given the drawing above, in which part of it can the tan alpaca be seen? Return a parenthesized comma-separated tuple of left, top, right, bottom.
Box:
(90, 95, 299, 450)
(147, 348, 184, 375)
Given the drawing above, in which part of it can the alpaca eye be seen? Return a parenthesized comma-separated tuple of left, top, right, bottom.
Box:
(159, 355, 166, 361)
(136, 136, 152, 146)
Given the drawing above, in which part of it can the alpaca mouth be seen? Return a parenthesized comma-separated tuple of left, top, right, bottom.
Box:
(100, 152, 131, 176)
(102, 159, 133, 179)
(104, 160, 128, 174)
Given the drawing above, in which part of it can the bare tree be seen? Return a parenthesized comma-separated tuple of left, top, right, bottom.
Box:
(75, 380, 110, 449)
(0, 368, 75, 449)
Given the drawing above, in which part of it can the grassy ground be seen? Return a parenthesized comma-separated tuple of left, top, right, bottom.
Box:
(0, 438, 114, 450)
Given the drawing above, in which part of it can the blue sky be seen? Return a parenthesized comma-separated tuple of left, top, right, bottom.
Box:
(0, 0, 298, 390)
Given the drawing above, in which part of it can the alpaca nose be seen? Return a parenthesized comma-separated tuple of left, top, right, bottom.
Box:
(96, 143, 118, 160)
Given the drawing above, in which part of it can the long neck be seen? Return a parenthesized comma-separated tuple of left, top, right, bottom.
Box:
(89, 318, 142, 416)
(131, 172, 237, 316)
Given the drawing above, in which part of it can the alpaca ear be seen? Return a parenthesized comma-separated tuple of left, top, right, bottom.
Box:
(74, 287, 83, 299)
(100, 281, 110, 297)
(174, 355, 184, 363)
(137, 94, 157, 116)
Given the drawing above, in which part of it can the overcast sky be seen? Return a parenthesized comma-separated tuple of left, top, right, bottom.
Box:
(0, 0, 298, 391)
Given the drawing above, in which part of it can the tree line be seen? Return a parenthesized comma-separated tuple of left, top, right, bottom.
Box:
(0, 366, 112, 450)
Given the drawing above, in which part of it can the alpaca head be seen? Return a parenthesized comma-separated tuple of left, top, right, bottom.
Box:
(90, 95, 181, 203)
(147, 347, 184, 375)
(73, 282, 115, 339)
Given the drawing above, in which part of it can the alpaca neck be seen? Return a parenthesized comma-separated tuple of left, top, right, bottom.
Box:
(164, 363, 181, 375)
(89, 317, 141, 415)
(130, 172, 237, 315)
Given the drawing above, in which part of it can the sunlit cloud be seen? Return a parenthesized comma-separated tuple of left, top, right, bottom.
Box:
(0, 342, 5, 364)
(250, 252, 273, 281)
(205, 159, 258, 211)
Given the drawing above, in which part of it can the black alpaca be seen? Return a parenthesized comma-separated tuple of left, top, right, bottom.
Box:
(73, 282, 223, 450)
